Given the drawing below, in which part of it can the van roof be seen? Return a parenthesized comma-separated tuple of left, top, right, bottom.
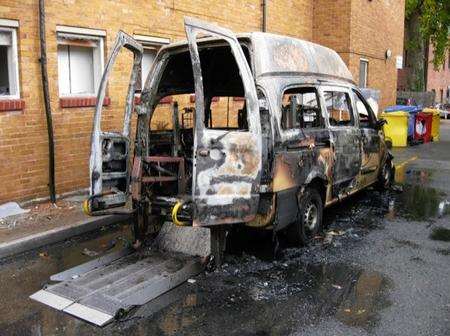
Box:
(248, 32, 353, 83)
(160, 32, 354, 84)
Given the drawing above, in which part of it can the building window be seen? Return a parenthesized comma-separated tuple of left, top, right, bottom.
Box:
(133, 34, 169, 91)
(359, 59, 368, 88)
(141, 49, 157, 89)
(56, 26, 105, 97)
(0, 21, 20, 99)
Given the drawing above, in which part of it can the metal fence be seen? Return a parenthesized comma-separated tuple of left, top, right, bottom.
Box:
(396, 91, 435, 107)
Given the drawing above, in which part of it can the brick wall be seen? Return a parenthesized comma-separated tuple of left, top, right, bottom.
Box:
(313, 0, 405, 110)
(0, 0, 315, 203)
(427, 45, 450, 103)
(313, 0, 352, 56)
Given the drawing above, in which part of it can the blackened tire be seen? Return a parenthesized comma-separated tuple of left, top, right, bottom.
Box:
(378, 159, 395, 190)
(288, 187, 323, 246)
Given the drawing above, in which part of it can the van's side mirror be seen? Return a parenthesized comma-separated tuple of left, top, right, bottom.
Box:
(376, 118, 387, 130)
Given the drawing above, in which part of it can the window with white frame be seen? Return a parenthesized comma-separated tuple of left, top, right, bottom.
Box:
(359, 59, 368, 88)
(0, 19, 20, 98)
(56, 26, 105, 96)
(133, 34, 169, 91)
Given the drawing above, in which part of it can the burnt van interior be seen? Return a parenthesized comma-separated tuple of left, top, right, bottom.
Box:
(145, 43, 251, 198)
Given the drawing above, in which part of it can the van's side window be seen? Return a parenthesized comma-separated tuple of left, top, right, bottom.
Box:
(324, 91, 354, 126)
(281, 87, 323, 129)
(352, 90, 376, 128)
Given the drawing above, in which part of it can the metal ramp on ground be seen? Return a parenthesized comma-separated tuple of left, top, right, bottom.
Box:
(30, 248, 203, 326)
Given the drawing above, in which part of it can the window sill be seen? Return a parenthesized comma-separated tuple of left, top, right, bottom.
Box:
(0, 99, 25, 112)
(59, 96, 111, 108)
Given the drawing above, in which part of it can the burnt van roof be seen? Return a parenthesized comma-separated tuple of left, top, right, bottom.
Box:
(247, 32, 353, 82)
(160, 31, 354, 83)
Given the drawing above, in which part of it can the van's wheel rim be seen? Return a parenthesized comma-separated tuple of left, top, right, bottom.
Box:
(304, 201, 318, 231)
(384, 164, 390, 181)
(383, 162, 392, 187)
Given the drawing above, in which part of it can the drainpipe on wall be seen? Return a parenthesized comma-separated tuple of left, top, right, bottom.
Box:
(262, 0, 267, 32)
(39, 0, 56, 203)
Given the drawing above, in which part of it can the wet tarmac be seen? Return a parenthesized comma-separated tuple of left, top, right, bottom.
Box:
(1, 123, 450, 336)
(1, 181, 446, 336)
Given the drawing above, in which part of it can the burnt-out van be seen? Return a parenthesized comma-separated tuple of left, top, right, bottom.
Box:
(85, 17, 394, 257)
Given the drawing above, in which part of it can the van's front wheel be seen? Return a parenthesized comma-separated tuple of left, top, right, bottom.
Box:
(288, 187, 323, 246)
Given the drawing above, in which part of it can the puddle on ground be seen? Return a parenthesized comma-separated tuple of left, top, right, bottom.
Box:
(387, 174, 448, 221)
(430, 227, 450, 242)
(391, 167, 450, 221)
(394, 184, 443, 220)
(395, 166, 432, 185)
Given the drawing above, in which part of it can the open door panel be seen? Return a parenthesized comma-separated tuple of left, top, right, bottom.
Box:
(184, 17, 262, 226)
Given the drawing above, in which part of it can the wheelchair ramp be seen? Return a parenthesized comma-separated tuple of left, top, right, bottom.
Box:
(30, 249, 204, 326)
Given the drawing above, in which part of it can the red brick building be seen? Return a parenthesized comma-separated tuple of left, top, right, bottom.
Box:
(0, 0, 405, 203)
(427, 45, 450, 104)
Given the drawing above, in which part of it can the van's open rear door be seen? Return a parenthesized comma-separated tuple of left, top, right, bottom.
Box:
(185, 17, 262, 226)
(86, 31, 143, 213)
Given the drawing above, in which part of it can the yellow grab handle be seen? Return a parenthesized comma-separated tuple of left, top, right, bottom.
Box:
(82, 199, 91, 216)
(171, 201, 188, 226)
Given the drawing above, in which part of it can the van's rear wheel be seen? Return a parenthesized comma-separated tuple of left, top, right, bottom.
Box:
(288, 187, 323, 246)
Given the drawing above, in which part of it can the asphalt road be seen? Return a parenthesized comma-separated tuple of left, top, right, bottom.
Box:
(0, 121, 449, 336)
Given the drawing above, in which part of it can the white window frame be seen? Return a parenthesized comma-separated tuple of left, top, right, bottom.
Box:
(133, 34, 169, 90)
(56, 26, 105, 97)
(0, 19, 20, 100)
(359, 58, 369, 89)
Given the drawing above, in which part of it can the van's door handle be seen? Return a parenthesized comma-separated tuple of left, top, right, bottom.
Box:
(198, 148, 210, 157)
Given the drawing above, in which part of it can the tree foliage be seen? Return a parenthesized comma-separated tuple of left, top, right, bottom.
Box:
(406, 0, 450, 69)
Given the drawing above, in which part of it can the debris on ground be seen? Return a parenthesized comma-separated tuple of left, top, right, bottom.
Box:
(322, 229, 347, 245)
(0, 202, 30, 220)
(0, 194, 90, 245)
(391, 184, 404, 193)
(81, 248, 99, 257)
(100, 239, 117, 251)
(438, 200, 449, 217)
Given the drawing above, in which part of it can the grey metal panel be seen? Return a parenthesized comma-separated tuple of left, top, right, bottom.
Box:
(30, 250, 204, 326)
(29, 290, 74, 311)
(50, 247, 133, 282)
(63, 303, 114, 326)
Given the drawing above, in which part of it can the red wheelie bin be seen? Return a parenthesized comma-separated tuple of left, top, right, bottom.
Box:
(414, 112, 432, 143)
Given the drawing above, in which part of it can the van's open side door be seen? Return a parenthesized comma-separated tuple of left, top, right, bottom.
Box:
(184, 17, 262, 226)
(87, 31, 143, 212)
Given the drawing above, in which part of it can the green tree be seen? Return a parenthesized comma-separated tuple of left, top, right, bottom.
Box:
(405, 0, 450, 91)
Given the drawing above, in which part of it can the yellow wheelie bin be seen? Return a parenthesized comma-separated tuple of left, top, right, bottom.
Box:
(379, 111, 409, 147)
(422, 108, 440, 141)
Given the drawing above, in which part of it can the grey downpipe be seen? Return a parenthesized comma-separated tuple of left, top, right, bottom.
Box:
(39, 0, 56, 203)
